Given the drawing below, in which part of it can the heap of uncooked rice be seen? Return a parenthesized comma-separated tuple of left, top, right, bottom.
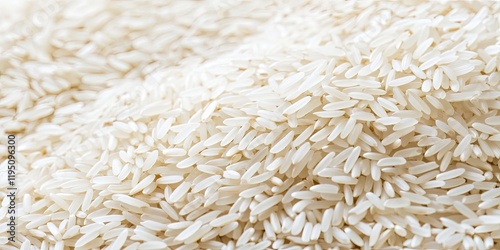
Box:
(1, 0, 500, 249)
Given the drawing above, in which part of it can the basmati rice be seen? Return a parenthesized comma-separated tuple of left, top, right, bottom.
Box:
(3, 1, 500, 249)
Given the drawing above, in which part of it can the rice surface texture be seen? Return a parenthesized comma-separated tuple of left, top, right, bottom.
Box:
(2, 0, 500, 249)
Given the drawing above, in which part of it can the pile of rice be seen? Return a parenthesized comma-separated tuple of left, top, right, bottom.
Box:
(2, 0, 500, 249)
